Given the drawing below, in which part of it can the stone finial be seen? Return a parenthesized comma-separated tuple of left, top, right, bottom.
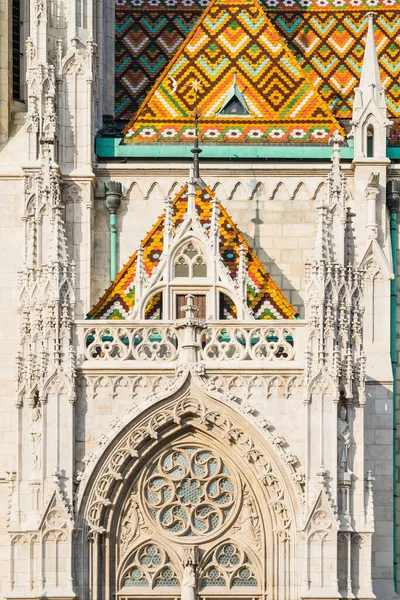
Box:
(105, 181, 122, 214)
(134, 245, 145, 302)
(210, 194, 220, 255)
(238, 244, 247, 300)
(365, 470, 375, 527)
(329, 132, 344, 195)
(164, 196, 173, 254)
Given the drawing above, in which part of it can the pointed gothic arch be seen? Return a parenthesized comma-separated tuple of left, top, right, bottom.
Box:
(76, 381, 302, 599)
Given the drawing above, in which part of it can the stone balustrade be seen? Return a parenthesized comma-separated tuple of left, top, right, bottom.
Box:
(75, 320, 306, 370)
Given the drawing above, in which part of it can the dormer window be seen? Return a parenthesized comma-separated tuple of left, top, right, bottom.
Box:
(174, 242, 207, 278)
(216, 73, 251, 118)
(218, 94, 249, 116)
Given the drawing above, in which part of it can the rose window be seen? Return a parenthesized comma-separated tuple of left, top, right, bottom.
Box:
(143, 447, 236, 538)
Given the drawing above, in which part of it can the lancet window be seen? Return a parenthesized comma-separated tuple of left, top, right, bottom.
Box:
(174, 242, 207, 278)
(115, 436, 265, 598)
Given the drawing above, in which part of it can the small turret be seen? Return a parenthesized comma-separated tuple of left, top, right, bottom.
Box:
(351, 12, 392, 159)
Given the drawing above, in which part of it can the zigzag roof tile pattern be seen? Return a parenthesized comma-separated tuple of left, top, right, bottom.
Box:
(88, 184, 297, 320)
(115, 0, 400, 142)
(116, 8, 203, 119)
(122, 0, 344, 143)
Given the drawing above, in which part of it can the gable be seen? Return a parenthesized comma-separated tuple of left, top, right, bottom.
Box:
(88, 185, 297, 320)
(115, 0, 400, 143)
(122, 0, 344, 144)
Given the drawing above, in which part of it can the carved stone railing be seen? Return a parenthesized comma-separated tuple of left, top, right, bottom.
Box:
(75, 320, 306, 369)
(200, 325, 296, 362)
(81, 324, 179, 362)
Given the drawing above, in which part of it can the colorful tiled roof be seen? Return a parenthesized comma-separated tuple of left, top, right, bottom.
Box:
(116, 8, 203, 118)
(271, 10, 400, 121)
(122, 0, 344, 143)
(88, 184, 297, 320)
(115, 0, 400, 135)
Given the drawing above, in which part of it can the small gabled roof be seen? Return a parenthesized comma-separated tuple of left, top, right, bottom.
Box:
(216, 72, 251, 116)
(122, 0, 343, 144)
(88, 184, 297, 320)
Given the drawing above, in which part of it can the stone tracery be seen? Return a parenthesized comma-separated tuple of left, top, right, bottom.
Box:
(121, 543, 180, 589)
(199, 542, 259, 590)
(142, 446, 236, 538)
(109, 410, 270, 598)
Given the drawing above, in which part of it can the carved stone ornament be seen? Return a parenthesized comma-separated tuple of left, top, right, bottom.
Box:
(78, 372, 305, 514)
(141, 445, 238, 540)
(337, 406, 351, 473)
(232, 489, 261, 550)
(120, 492, 148, 556)
(79, 395, 298, 536)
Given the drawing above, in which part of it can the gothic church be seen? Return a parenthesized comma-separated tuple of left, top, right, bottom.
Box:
(0, 0, 400, 599)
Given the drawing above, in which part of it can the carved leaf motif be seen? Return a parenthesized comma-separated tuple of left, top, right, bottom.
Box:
(120, 492, 148, 556)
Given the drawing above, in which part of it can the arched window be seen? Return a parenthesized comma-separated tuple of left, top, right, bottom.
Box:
(367, 125, 374, 158)
(174, 242, 207, 278)
(121, 543, 180, 590)
(199, 542, 258, 590)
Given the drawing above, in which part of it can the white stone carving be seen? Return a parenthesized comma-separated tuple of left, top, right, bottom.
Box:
(79, 395, 297, 535)
(120, 492, 148, 556)
(337, 406, 351, 472)
(84, 325, 179, 361)
(181, 563, 197, 600)
(142, 445, 237, 539)
(120, 542, 180, 590)
(30, 403, 42, 472)
(199, 542, 259, 590)
(232, 490, 261, 550)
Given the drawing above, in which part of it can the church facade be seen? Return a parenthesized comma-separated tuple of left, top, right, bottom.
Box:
(0, 0, 400, 599)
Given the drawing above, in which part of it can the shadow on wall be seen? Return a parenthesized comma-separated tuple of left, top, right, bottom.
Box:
(241, 183, 305, 318)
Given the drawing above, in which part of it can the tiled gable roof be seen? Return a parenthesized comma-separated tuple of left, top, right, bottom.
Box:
(115, 0, 400, 142)
(122, 0, 344, 144)
(88, 184, 297, 320)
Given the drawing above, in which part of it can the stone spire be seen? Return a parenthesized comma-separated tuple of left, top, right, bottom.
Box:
(359, 13, 381, 90)
(312, 182, 333, 264)
(163, 196, 173, 254)
(352, 12, 392, 158)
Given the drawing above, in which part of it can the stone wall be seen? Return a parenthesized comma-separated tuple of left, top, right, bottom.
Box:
(0, 172, 25, 598)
